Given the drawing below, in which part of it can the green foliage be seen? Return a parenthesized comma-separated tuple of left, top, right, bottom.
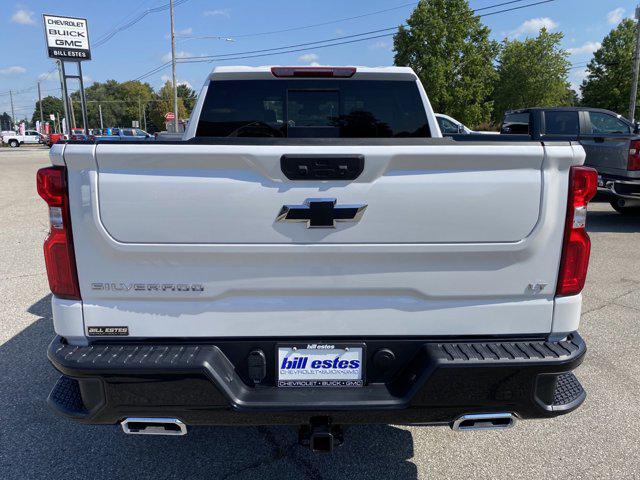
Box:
(148, 81, 188, 130)
(581, 19, 636, 117)
(31, 96, 64, 125)
(67, 80, 155, 130)
(492, 29, 572, 123)
(28, 79, 198, 132)
(393, 0, 499, 128)
(177, 83, 197, 112)
(1, 112, 12, 130)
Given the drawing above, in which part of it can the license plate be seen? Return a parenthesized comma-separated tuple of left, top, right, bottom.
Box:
(277, 343, 364, 387)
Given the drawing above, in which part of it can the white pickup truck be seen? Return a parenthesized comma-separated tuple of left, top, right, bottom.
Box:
(2, 129, 43, 147)
(42, 66, 595, 452)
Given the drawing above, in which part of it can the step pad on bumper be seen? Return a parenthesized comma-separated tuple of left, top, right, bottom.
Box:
(554, 373, 585, 407)
(48, 376, 87, 417)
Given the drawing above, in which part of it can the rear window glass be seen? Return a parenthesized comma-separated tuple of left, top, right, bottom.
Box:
(589, 112, 630, 135)
(196, 79, 429, 138)
(501, 112, 530, 134)
(544, 111, 579, 135)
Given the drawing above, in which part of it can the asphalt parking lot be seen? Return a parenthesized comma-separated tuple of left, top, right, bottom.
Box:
(0, 146, 639, 479)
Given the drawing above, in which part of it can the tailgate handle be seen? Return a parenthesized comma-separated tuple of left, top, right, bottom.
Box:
(281, 155, 364, 180)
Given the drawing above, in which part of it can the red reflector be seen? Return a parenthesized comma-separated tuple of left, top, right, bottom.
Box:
(37, 166, 81, 300)
(270, 67, 356, 78)
(628, 139, 640, 170)
(556, 166, 598, 297)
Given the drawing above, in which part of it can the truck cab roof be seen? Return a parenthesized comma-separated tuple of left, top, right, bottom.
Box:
(208, 66, 418, 81)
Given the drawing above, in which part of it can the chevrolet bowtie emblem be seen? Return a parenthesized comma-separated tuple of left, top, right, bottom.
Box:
(276, 198, 367, 228)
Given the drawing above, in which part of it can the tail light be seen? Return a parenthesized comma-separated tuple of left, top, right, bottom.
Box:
(271, 67, 356, 78)
(37, 166, 81, 300)
(556, 166, 598, 296)
(628, 139, 640, 170)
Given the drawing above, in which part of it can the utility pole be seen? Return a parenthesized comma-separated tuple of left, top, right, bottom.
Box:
(98, 104, 104, 130)
(169, 0, 179, 132)
(9, 90, 16, 130)
(630, 5, 640, 122)
(37, 82, 44, 133)
(143, 103, 147, 131)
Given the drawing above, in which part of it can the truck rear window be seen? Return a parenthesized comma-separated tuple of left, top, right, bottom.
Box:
(544, 111, 579, 135)
(196, 80, 430, 138)
(501, 112, 530, 135)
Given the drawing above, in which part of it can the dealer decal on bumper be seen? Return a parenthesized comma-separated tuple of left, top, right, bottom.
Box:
(87, 326, 129, 336)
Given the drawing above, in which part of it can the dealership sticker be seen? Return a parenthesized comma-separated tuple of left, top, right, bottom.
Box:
(87, 326, 129, 336)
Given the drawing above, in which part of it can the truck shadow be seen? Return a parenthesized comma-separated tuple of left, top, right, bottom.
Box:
(0, 295, 418, 480)
(587, 210, 640, 233)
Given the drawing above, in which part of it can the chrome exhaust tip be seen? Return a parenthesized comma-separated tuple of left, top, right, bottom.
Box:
(121, 418, 187, 436)
(451, 413, 516, 431)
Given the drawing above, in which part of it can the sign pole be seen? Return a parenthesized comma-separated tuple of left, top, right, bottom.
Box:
(58, 61, 70, 135)
(77, 62, 89, 133)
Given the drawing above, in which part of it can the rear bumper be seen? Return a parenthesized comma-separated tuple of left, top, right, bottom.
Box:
(598, 174, 640, 198)
(47, 333, 587, 427)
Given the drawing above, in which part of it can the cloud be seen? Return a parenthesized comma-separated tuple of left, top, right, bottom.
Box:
(161, 51, 192, 62)
(168, 27, 193, 39)
(38, 71, 60, 82)
(567, 41, 602, 55)
(510, 17, 558, 38)
(0, 66, 27, 75)
(370, 40, 392, 51)
(570, 68, 589, 93)
(11, 8, 35, 25)
(204, 9, 230, 18)
(607, 7, 625, 25)
(160, 74, 193, 90)
(298, 53, 319, 64)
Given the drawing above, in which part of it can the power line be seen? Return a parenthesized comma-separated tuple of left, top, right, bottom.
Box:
(179, 0, 534, 41)
(177, 0, 559, 65)
(184, 1, 419, 40)
(93, 0, 191, 47)
(131, 0, 557, 79)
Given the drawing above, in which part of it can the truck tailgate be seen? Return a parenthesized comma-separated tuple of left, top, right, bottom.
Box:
(60, 141, 583, 337)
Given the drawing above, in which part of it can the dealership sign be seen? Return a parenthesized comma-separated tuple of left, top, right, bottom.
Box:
(43, 14, 91, 61)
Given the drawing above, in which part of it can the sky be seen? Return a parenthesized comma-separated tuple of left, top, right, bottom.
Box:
(0, 0, 636, 119)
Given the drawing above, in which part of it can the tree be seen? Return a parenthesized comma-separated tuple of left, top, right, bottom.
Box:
(581, 19, 636, 117)
(0, 112, 12, 130)
(492, 29, 572, 123)
(393, 0, 498, 128)
(149, 81, 188, 129)
(68, 80, 155, 130)
(31, 96, 64, 125)
(177, 84, 197, 113)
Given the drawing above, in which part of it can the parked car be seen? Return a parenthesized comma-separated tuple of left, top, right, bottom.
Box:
(45, 133, 65, 148)
(42, 66, 593, 452)
(69, 128, 90, 142)
(2, 129, 43, 147)
(435, 113, 473, 134)
(436, 114, 499, 135)
(501, 107, 640, 215)
(94, 127, 154, 141)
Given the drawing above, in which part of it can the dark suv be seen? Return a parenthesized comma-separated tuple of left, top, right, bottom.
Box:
(501, 107, 640, 215)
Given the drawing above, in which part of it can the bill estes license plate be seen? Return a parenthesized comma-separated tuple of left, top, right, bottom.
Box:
(277, 343, 364, 387)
